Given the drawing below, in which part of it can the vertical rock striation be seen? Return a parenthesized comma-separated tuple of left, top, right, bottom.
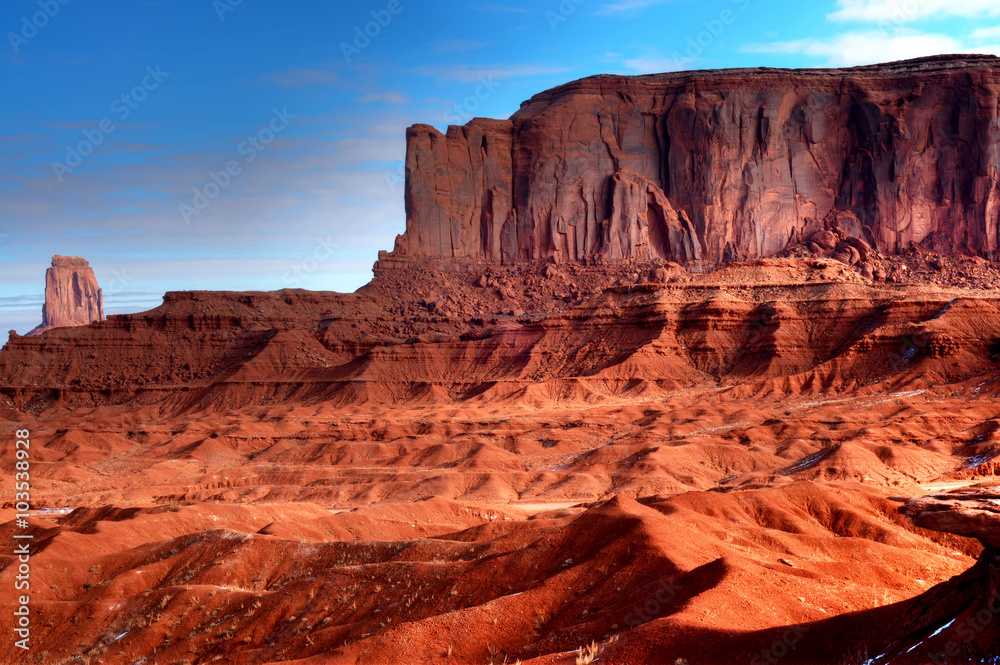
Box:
(27, 255, 104, 336)
(389, 54, 1000, 265)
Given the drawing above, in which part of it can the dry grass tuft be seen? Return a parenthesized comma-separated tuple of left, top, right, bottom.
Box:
(576, 641, 599, 665)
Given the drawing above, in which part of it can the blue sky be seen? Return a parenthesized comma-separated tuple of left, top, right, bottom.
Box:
(2, 0, 999, 334)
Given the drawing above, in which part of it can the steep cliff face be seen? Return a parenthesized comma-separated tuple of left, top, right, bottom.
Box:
(392, 54, 1000, 264)
(26, 255, 104, 336)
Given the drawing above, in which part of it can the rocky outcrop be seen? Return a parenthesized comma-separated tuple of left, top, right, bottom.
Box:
(27, 255, 104, 336)
(7, 267, 1000, 414)
(845, 489, 1000, 664)
(901, 487, 1000, 547)
(391, 54, 1000, 265)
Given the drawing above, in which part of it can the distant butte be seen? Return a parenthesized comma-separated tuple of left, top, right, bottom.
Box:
(26, 255, 105, 336)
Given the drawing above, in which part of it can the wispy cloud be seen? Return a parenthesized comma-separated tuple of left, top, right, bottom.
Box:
(0, 295, 44, 310)
(416, 63, 569, 83)
(740, 23, 1000, 67)
(827, 0, 1000, 23)
(597, 0, 669, 15)
(742, 30, 974, 67)
(0, 108, 415, 335)
(622, 55, 694, 74)
(469, 4, 530, 13)
(358, 92, 410, 105)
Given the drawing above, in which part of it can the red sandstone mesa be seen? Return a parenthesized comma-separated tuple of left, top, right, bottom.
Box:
(27, 255, 105, 336)
(393, 54, 1000, 265)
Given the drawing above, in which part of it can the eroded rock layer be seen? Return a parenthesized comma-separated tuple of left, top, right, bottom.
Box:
(5, 259, 1000, 416)
(393, 54, 1000, 264)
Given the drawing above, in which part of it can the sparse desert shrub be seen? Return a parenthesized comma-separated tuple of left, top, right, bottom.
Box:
(576, 641, 599, 665)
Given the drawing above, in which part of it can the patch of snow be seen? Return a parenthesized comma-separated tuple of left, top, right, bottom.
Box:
(929, 618, 956, 639)
(963, 452, 1000, 470)
(782, 447, 834, 475)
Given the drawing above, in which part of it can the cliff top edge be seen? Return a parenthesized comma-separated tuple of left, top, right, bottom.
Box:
(51, 255, 91, 268)
(518, 53, 1000, 108)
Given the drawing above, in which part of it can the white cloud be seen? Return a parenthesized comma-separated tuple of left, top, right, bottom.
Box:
(742, 30, 975, 67)
(828, 0, 1000, 23)
(972, 26, 1000, 40)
